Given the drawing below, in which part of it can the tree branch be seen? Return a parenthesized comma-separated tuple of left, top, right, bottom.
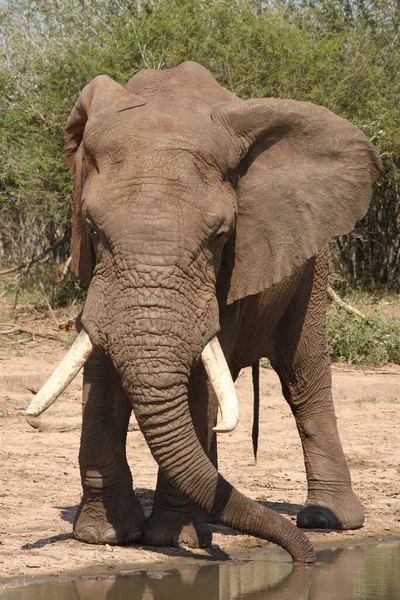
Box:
(327, 285, 367, 320)
(39, 282, 59, 328)
(0, 233, 70, 277)
(0, 326, 70, 344)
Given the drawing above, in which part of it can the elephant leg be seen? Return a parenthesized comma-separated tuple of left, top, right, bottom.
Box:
(271, 251, 364, 530)
(141, 368, 217, 548)
(74, 348, 145, 544)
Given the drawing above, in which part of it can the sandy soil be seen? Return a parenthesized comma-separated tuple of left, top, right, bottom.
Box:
(0, 315, 399, 581)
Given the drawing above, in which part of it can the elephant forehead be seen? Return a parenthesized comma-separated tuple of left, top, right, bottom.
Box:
(84, 182, 234, 239)
(81, 112, 237, 220)
(83, 104, 234, 173)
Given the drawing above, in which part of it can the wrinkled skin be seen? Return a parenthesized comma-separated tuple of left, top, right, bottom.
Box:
(64, 62, 380, 558)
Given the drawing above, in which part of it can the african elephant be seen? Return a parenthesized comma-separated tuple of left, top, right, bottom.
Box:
(72, 546, 366, 600)
(27, 61, 380, 563)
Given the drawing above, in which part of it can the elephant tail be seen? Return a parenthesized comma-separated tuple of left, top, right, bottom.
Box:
(252, 360, 260, 460)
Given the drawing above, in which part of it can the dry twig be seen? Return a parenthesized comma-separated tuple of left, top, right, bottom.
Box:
(60, 256, 72, 282)
(39, 282, 59, 328)
(327, 285, 367, 320)
(0, 326, 69, 344)
(0, 233, 69, 277)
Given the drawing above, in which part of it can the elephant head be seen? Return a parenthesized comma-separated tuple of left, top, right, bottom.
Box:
(26, 62, 380, 562)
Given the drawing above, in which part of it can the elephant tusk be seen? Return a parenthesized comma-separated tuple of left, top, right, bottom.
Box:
(201, 337, 239, 433)
(25, 329, 93, 417)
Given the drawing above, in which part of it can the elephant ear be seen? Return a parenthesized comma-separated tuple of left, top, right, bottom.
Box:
(212, 99, 381, 304)
(64, 76, 145, 284)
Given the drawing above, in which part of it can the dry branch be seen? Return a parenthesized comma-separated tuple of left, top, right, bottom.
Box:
(60, 256, 72, 282)
(0, 233, 69, 277)
(39, 282, 59, 328)
(327, 285, 367, 320)
(0, 326, 69, 344)
(0, 265, 23, 276)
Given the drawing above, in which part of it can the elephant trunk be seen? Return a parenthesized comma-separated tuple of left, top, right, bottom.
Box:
(110, 327, 315, 564)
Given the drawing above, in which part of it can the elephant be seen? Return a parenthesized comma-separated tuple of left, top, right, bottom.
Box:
(26, 61, 380, 563)
(11, 545, 366, 599)
(71, 546, 366, 600)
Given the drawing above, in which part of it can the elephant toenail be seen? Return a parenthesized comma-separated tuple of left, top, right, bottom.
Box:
(127, 528, 143, 542)
(75, 526, 99, 544)
(314, 513, 330, 528)
(103, 528, 118, 544)
(297, 513, 309, 528)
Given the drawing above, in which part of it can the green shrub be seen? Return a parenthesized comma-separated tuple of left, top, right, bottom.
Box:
(0, 0, 399, 295)
(327, 302, 400, 365)
(51, 273, 87, 308)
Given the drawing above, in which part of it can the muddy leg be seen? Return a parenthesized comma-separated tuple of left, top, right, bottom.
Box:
(272, 251, 364, 529)
(74, 349, 144, 544)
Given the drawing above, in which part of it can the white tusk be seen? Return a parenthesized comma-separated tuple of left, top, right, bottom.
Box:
(25, 329, 93, 417)
(201, 337, 239, 433)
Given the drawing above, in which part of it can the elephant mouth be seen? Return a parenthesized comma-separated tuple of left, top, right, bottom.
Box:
(25, 329, 239, 433)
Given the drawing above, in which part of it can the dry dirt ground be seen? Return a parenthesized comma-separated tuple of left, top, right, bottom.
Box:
(0, 313, 399, 581)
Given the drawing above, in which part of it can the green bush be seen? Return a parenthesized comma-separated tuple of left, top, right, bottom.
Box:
(327, 302, 400, 365)
(51, 272, 87, 308)
(0, 0, 399, 289)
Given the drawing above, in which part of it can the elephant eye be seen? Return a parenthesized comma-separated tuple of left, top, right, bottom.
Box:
(86, 217, 98, 236)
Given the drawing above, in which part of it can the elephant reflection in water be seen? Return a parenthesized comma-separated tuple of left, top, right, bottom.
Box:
(73, 545, 365, 600)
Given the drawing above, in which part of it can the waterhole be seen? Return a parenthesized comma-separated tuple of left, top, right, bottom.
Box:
(1, 541, 399, 600)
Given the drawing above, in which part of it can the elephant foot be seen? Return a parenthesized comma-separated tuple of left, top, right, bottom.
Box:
(141, 508, 212, 548)
(74, 493, 145, 545)
(297, 491, 364, 530)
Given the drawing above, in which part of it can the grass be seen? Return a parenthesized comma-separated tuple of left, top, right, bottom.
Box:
(355, 396, 379, 404)
(0, 271, 86, 313)
(259, 290, 400, 369)
(0, 276, 84, 338)
(326, 290, 400, 366)
(260, 291, 400, 368)
(355, 397, 400, 405)
(260, 358, 272, 369)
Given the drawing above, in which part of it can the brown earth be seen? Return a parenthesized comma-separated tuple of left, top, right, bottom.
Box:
(0, 313, 399, 581)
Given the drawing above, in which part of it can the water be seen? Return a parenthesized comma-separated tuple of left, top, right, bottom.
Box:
(1, 542, 400, 600)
